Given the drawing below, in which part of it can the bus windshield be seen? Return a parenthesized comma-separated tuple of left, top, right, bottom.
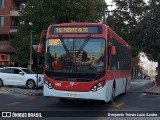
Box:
(45, 38, 105, 80)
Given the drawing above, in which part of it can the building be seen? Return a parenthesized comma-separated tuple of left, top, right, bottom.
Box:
(0, 0, 25, 67)
(139, 52, 158, 78)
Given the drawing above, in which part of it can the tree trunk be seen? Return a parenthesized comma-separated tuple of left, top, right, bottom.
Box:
(156, 54, 160, 85)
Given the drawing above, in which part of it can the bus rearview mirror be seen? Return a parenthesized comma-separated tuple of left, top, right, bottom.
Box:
(38, 44, 43, 54)
(111, 46, 116, 56)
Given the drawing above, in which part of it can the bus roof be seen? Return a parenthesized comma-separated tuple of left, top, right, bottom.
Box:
(47, 22, 131, 50)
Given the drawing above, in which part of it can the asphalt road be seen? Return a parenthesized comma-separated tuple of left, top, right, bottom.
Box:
(0, 79, 159, 120)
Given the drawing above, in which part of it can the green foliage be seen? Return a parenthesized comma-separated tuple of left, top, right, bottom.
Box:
(107, 0, 148, 57)
(15, 0, 106, 65)
(107, 0, 160, 84)
(135, 0, 160, 61)
(20, 0, 106, 33)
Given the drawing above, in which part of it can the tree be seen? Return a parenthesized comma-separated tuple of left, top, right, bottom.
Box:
(20, 0, 106, 33)
(135, 0, 160, 84)
(106, 0, 148, 57)
(107, 0, 160, 84)
(105, 0, 148, 79)
(14, 0, 106, 66)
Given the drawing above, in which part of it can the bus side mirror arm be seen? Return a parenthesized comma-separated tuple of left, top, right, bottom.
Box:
(37, 30, 47, 54)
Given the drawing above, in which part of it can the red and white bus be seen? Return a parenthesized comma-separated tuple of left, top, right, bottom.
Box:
(38, 23, 131, 102)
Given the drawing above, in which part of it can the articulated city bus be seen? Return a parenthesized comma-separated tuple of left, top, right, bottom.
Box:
(38, 23, 131, 102)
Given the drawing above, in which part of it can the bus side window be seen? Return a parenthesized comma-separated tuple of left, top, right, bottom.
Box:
(107, 33, 112, 70)
(108, 36, 118, 70)
(108, 45, 117, 70)
(108, 44, 111, 69)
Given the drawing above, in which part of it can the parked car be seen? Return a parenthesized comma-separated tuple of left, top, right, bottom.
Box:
(145, 75, 151, 80)
(0, 67, 44, 89)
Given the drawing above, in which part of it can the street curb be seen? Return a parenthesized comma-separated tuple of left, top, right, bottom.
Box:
(0, 87, 43, 96)
(23, 92, 43, 96)
(145, 85, 160, 95)
(145, 90, 160, 95)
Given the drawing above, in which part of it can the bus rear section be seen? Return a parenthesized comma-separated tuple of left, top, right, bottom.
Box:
(41, 23, 131, 102)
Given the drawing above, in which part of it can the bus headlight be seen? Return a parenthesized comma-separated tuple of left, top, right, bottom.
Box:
(44, 79, 53, 89)
(48, 83, 52, 89)
(91, 81, 104, 92)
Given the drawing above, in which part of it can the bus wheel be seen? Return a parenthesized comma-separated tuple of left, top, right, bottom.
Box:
(0, 79, 3, 88)
(109, 86, 115, 103)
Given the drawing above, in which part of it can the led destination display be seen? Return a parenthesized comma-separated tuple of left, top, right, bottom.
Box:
(50, 26, 102, 34)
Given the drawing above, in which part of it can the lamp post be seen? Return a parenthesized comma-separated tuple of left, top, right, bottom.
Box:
(29, 22, 33, 70)
(32, 45, 39, 91)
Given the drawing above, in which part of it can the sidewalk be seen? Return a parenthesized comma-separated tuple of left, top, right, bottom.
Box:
(145, 83, 160, 95)
(0, 86, 43, 96)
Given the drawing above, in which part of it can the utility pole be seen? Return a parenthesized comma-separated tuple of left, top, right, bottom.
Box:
(30, 30, 33, 70)
(29, 22, 33, 70)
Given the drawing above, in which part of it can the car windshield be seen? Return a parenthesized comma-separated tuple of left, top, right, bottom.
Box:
(22, 68, 35, 74)
(45, 38, 105, 73)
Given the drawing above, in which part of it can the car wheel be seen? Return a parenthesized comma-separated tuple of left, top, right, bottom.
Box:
(0, 79, 3, 88)
(26, 80, 36, 89)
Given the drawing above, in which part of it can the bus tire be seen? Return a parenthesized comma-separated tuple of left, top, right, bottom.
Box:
(109, 82, 115, 103)
(0, 79, 3, 88)
(123, 79, 128, 95)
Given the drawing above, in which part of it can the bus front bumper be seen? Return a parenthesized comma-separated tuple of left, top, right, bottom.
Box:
(43, 83, 112, 102)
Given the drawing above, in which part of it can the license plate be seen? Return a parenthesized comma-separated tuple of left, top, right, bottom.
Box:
(67, 93, 76, 98)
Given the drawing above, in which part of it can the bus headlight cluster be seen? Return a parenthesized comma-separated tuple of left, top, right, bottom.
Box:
(44, 79, 53, 89)
(91, 81, 105, 92)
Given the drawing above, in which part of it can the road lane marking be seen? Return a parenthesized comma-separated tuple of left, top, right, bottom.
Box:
(7, 102, 21, 106)
(106, 101, 125, 108)
(97, 116, 104, 120)
(111, 101, 125, 108)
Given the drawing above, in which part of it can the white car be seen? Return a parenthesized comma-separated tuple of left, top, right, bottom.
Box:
(0, 67, 44, 89)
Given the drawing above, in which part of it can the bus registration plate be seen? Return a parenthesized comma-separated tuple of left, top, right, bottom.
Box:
(67, 93, 76, 98)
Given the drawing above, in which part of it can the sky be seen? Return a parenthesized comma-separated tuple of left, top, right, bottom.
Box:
(105, 0, 149, 9)
(105, 0, 112, 5)
(105, 0, 116, 10)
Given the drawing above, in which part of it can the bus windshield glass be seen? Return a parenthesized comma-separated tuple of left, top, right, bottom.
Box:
(46, 38, 105, 74)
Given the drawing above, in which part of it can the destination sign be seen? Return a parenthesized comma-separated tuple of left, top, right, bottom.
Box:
(48, 39, 61, 46)
(50, 26, 102, 34)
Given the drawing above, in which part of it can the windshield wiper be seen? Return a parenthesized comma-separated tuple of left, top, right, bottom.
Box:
(59, 35, 70, 56)
(59, 35, 74, 72)
(76, 35, 91, 57)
